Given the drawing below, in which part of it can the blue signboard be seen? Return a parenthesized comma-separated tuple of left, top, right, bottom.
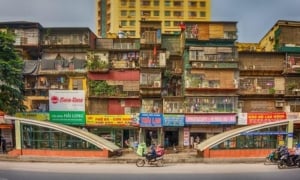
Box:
(241, 131, 288, 136)
(163, 115, 185, 126)
(139, 113, 163, 127)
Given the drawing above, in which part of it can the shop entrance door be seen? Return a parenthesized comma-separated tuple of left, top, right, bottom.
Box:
(164, 130, 178, 148)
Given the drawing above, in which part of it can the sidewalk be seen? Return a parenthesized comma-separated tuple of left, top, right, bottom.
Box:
(0, 150, 265, 164)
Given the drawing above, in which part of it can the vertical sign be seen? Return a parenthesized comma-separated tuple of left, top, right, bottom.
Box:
(183, 128, 190, 146)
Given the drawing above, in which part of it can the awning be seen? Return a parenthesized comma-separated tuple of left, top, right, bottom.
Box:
(23, 60, 40, 75)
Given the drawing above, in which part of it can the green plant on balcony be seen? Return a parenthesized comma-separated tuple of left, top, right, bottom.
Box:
(86, 52, 109, 72)
(269, 88, 275, 94)
(89, 81, 116, 96)
(287, 81, 298, 90)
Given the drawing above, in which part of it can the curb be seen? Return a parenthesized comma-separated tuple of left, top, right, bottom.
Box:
(0, 155, 265, 164)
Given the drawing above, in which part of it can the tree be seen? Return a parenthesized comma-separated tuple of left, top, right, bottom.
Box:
(0, 31, 26, 115)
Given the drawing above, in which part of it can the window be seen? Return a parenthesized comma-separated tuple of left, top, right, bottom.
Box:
(129, 21, 135, 26)
(164, 21, 171, 27)
(21, 124, 99, 150)
(185, 97, 235, 113)
(165, 1, 171, 6)
(142, 99, 162, 113)
(200, 1, 206, 7)
(189, 11, 197, 17)
(121, 10, 127, 17)
(128, 31, 135, 36)
(153, 11, 160, 16)
(121, 0, 127, 6)
(200, 11, 206, 17)
(129, 10, 136, 17)
(154, 0, 160, 6)
(174, 1, 183, 6)
(189, 1, 197, 7)
(72, 79, 83, 90)
(120, 20, 127, 26)
(141, 11, 151, 16)
(142, 0, 150, 6)
(165, 11, 171, 17)
(129, 0, 135, 7)
(173, 21, 181, 26)
(173, 11, 183, 17)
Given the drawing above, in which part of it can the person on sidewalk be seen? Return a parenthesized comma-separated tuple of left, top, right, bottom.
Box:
(1, 137, 7, 154)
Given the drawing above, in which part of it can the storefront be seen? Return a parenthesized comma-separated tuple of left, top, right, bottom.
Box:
(185, 114, 236, 148)
(86, 114, 139, 148)
(139, 113, 163, 146)
(0, 111, 14, 151)
(163, 114, 185, 147)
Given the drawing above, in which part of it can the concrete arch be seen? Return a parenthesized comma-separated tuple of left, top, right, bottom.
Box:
(197, 119, 300, 151)
(5, 115, 120, 152)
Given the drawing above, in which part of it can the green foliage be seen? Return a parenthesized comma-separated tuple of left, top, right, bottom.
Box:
(89, 81, 116, 96)
(0, 31, 26, 115)
(86, 52, 109, 71)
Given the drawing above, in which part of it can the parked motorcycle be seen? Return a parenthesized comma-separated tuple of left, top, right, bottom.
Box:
(136, 153, 164, 167)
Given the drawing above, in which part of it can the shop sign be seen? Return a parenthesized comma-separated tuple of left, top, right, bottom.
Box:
(86, 115, 136, 126)
(183, 127, 190, 146)
(139, 113, 163, 127)
(15, 112, 49, 121)
(163, 115, 184, 126)
(247, 112, 286, 125)
(185, 114, 236, 125)
(49, 90, 85, 125)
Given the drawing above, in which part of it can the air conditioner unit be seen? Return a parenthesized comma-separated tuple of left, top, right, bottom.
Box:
(275, 101, 284, 107)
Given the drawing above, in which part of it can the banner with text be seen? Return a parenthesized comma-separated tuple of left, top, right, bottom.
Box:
(86, 115, 138, 126)
(139, 113, 163, 127)
(247, 112, 286, 125)
(185, 114, 236, 125)
(49, 90, 85, 125)
(163, 115, 185, 126)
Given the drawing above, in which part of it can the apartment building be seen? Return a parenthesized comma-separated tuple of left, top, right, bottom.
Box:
(96, 0, 211, 38)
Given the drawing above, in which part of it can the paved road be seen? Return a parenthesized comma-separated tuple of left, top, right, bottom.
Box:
(0, 161, 299, 180)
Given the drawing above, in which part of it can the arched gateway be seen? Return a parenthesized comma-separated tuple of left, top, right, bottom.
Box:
(5, 116, 120, 158)
(197, 119, 300, 158)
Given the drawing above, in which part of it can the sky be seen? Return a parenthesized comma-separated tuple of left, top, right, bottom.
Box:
(0, 0, 300, 42)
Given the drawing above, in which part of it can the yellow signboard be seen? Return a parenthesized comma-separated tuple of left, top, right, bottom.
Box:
(86, 115, 136, 126)
(15, 112, 49, 121)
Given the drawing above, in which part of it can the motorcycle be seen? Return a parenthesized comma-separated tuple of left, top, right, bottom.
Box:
(136, 153, 164, 167)
(264, 149, 280, 165)
(277, 153, 300, 169)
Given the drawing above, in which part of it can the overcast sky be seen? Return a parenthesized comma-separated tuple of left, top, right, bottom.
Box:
(0, 0, 300, 42)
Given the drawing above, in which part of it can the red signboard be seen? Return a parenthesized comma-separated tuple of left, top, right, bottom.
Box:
(247, 112, 287, 124)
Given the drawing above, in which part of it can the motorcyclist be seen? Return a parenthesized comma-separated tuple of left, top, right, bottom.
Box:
(291, 144, 300, 165)
(147, 144, 157, 160)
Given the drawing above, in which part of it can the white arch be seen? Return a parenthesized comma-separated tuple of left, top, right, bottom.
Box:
(197, 119, 300, 151)
(5, 115, 121, 152)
